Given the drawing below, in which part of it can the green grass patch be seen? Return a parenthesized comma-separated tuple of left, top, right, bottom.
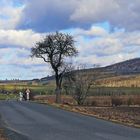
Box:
(0, 94, 17, 100)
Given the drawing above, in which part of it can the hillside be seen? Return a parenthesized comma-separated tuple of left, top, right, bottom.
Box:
(37, 58, 140, 83)
(39, 58, 140, 87)
(1, 58, 140, 86)
(104, 58, 140, 74)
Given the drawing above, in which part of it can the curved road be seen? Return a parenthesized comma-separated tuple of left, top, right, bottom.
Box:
(0, 101, 140, 140)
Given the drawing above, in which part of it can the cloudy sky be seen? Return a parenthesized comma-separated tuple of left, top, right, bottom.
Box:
(0, 0, 140, 80)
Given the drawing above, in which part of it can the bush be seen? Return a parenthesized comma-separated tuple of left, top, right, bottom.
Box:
(85, 101, 91, 106)
(127, 98, 132, 106)
(91, 101, 97, 106)
(46, 89, 54, 95)
(111, 97, 122, 106)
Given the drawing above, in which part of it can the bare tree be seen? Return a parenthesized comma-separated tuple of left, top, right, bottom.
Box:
(63, 66, 95, 105)
(31, 32, 78, 103)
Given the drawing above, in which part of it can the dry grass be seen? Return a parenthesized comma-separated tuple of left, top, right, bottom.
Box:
(97, 74, 140, 87)
(34, 95, 140, 106)
(81, 106, 140, 128)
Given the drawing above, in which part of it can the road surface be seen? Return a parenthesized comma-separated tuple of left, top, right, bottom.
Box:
(0, 101, 140, 140)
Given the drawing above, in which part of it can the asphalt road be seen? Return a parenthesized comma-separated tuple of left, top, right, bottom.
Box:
(0, 101, 140, 140)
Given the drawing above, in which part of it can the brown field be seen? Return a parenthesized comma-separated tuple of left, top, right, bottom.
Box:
(97, 74, 140, 87)
(69, 106, 140, 128)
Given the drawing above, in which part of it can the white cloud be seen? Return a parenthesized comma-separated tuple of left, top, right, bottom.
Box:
(73, 26, 140, 66)
(74, 26, 108, 37)
(18, 0, 140, 31)
(1, 25, 140, 68)
(70, 0, 140, 31)
(76, 53, 137, 67)
(0, 47, 46, 65)
(0, 0, 24, 29)
(0, 29, 43, 48)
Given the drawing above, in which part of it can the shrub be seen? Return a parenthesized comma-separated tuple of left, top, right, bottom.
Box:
(127, 98, 132, 106)
(84, 101, 90, 106)
(111, 97, 122, 106)
(91, 101, 97, 106)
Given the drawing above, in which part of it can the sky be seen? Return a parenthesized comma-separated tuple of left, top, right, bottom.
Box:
(0, 0, 140, 80)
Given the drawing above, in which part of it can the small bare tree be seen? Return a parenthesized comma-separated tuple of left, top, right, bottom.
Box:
(31, 32, 78, 103)
(63, 66, 95, 105)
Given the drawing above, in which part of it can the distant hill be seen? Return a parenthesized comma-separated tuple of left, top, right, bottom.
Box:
(104, 58, 140, 75)
(37, 58, 140, 84)
(39, 76, 55, 85)
(1, 58, 140, 85)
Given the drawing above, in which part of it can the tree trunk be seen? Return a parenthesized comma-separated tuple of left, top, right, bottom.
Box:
(55, 73, 62, 103)
(55, 87, 61, 103)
